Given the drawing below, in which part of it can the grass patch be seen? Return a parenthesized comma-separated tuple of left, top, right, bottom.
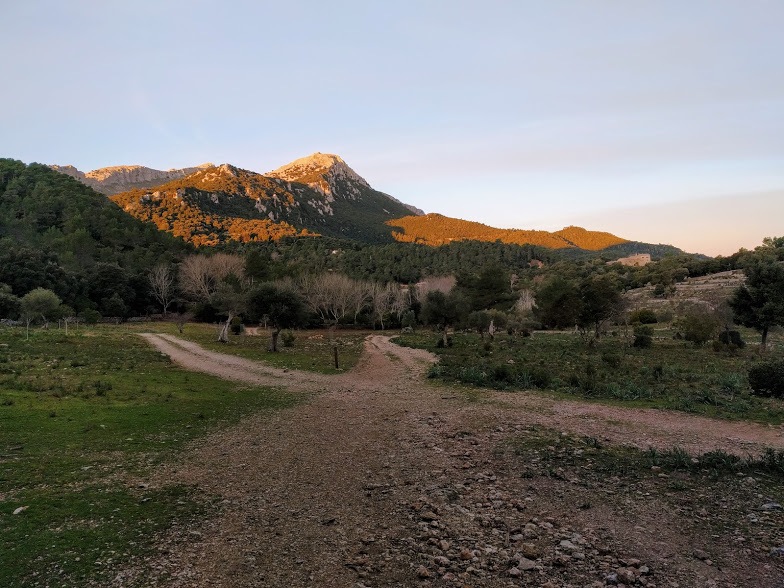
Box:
(123, 321, 365, 374)
(0, 325, 296, 587)
(398, 330, 784, 423)
(506, 427, 784, 481)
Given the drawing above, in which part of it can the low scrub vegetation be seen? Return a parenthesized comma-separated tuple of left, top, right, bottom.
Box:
(506, 427, 784, 481)
(748, 359, 784, 398)
(398, 329, 784, 423)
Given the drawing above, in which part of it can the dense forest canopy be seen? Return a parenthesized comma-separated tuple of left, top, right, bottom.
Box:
(0, 159, 191, 314)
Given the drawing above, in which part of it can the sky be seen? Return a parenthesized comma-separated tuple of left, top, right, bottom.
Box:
(2, 1, 783, 256)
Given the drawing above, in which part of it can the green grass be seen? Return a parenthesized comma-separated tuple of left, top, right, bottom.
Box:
(0, 325, 297, 587)
(397, 329, 784, 423)
(122, 321, 366, 374)
(506, 427, 784, 481)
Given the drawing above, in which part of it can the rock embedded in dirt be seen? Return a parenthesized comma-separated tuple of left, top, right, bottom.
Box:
(760, 502, 782, 511)
(517, 556, 537, 571)
(693, 549, 710, 561)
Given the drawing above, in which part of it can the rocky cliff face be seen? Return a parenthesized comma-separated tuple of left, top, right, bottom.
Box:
(267, 152, 369, 197)
(267, 152, 424, 215)
(49, 163, 213, 195)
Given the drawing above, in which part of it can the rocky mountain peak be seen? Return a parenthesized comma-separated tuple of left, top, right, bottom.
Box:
(49, 163, 214, 195)
(268, 152, 370, 196)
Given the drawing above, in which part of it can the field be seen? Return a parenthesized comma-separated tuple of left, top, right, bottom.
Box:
(122, 321, 367, 374)
(0, 325, 297, 587)
(2, 322, 784, 586)
(396, 327, 784, 423)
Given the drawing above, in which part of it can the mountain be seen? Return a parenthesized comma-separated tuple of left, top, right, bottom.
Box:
(53, 152, 661, 254)
(267, 152, 425, 216)
(49, 163, 214, 195)
(108, 154, 419, 246)
(387, 214, 628, 250)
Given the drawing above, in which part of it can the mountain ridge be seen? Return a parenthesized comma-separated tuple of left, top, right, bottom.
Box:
(387, 214, 629, 250)
(108, 157, 416, 245)
(49, 163, 215, 195)
(51, 152, 663, 254)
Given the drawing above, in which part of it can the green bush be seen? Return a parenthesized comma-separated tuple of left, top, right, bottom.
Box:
(748, 360, 784, 398)
(718, 329, 746, 349)
(675, 308, 720, 347)
(281, 330, 296, 347)
(629, 309, 658, 324)
(81, 308, 101, 324)
(230, 316, 243, 335)
(633, 325, 653, 348)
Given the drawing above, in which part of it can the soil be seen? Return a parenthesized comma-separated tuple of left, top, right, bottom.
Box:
(120, 333, 784, 587)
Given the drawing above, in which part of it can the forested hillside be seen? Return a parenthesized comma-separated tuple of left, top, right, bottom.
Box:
(110, 162, 414, 245)
(387, 214, 628, 250)
(0, 159, 191, 314)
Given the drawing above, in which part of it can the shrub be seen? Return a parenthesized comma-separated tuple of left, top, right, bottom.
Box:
(601, 350, 623, 369)
(281, 330, 296, 347)
(718, 329, 746, 349)
(633, 325, 653, 348)
(675, 307, 720, 346)
(435, 336, 453, 348)
(717, 372, 745, 395)
(401, 310, 417, 330)
(491, 364, 514, 385)
(81, 308, 101, 324)
(629, 309, 658, 324)
(230, 316, 243, 335)
(748, 360, 784, 398)
(528, 367, 552, 388)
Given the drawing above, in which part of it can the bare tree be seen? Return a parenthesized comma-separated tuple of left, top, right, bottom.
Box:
(370, 282, 400, 330)
(299, 273, 357, 326)
(414, 275, 456, 299)
(179, 254, 246, 302)
(178, 254, 248, 342)
(390, 284, 411, 322)
(148, 264, 175, 314)
(349, 280, 371, 324)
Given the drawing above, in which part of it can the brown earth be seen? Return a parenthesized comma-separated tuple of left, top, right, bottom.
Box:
(119, 334, 784, 587)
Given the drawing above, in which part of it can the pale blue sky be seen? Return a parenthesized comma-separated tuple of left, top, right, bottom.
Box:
(2, 1, 783, 255)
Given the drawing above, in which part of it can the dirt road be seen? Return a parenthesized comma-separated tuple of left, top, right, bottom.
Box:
(126, 334, 784, 587)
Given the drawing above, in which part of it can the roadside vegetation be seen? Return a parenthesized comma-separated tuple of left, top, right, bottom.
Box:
(0, 326, 295, 588)
(397, 328, 784, 423)
(123, 322, 366, 374)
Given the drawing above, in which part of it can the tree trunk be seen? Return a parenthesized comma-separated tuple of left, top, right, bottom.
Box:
(761, 326, 769, 353)
(218, 312, 233, 343)
(269, 328, 280, 352)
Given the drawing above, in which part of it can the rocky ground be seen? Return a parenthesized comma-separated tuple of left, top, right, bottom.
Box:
(119, 334, 784, 587)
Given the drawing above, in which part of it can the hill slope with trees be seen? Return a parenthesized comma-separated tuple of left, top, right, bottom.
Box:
(387, 213, 628, 250)
(0, 158, 191, 314)
(109, 157, 416, 245)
